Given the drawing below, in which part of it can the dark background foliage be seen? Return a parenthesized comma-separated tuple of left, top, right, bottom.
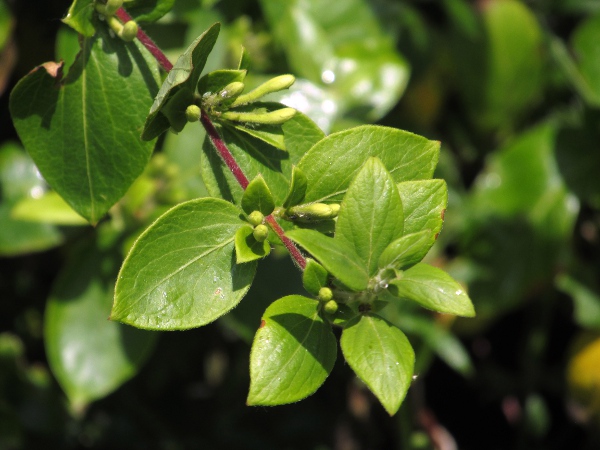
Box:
(2, 0, 600, 448)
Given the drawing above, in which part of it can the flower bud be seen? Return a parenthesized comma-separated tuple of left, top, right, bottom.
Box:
(220, 107, 296, 125)
(185, 104, 201, 122)
(96, 0, 123, 15)
(252, 224, 269, 242)
(119, 20, 139, 42)
(248, 211, 264, 226)
(323, 299, 339, 315)
(220, 82, 245, 99)
(286, 203, 339, 222)
(230, 74, 295, 107)
(318, 287, 333, 302)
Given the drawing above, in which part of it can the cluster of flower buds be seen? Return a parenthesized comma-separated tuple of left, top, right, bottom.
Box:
(247, 211, 269, 242)
(95, 0, 138, 42)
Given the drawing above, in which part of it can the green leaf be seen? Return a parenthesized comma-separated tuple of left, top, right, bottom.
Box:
(378, 230, 435, 271)
(201, 110, 324, 205)
(197, 69, 247, 97)
(340, 313, 414, 415)
(388, 263, 475, 317)
(336, 157, 403, 276)
(125, 0, 175, 23)
(241, 174, 275, 215)
(112, 198, 256, 330)
(142, 23, 220, 140)
(0, 142, 63, 255)
(11, 191, 88, 226)
(571, 13, 600, 105)
(286, 228, 368, 291)
(298, 125, 440, 204)
(10, 21, 161, 224)
(557, 274, 600, 331)
(62, 0, 95, 37)
(260, 0, 409, 124)
(235, 225, 270, 263)
(248, 295, 336, 405)
(45, 238, 157, 410)
(282, 165, 307, 208)
(302, 258, 329, 296)
(397, 179, 447, 239)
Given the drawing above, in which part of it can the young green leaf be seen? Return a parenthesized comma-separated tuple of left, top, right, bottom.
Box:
(124, 0, 176, 23)
(397, 179, 447, 239)
(235, 225, 270, 263)
(336, 157, 404, 276)
(298, 126, 440, 203)
(302, 258, 329, 296)
(241, 174, 275, 215)
(10, 21, 160, 224)
(388, 263, 475, 317)
(248, 295, 336, 405)
(142, 23, 220, 140)
(340, 313, 415, 415)
(112, 198, 257, 330)
(378, 230, 435, 272)
(286, 228, 369, 291)
(197, 69, 247, 100)
(282, 165, 307, 208)
(201, 109, 324, 205)
(62, 0, 95, 36)
(45, 239, 157, 410)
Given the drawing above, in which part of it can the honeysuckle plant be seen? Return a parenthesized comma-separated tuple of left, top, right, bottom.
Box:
(9, 0, 474, 415)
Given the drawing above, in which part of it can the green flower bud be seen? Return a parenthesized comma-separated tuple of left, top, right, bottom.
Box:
(318, 287, 333, 302)
(252, 224, 269, 242)
(286, 203, 339, 222)
(248, 211, 264, 227)
(96, 0, 123, 15)
(119, 20, 139, 42)
(328, 203, 340, 216)
(185, 104, 201, 122)
(220, 108, 296, 125)
(230, 74, 295, 107)
(219, 82, 245, 100)
(323, 299, 338, 315)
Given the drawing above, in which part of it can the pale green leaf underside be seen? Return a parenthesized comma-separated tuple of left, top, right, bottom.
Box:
(248, 295, 336, 405)
(389, 263, 475, 317)
(112, 198, 256, 330)
(341, 313, 414, 415)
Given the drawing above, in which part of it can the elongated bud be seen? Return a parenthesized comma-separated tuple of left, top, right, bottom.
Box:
(253, 224, 269, 242)
(323, 299, 338, 315)
(185, 104, 201, 122)
(286, 203, 339, 222)
(119, 20, 138, 41)
(230, 74, 295, 107)
(220, 107, 296, 125)
(318, 287, 333, 302)
(220, 82, 245, 100)
(96, 0, 123, 15)
(248, 211, 264, 227)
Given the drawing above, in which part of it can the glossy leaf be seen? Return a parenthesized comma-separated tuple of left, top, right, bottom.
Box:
(287, 228, 369, 292)
(397, 179, 447, 239)
(571, 13, 600, 104)
(225, 103, 293, 151)
(378, 230, 435, 272)
(112, 198, 256, 330)
(235, 225, 270, 263)
(125, 0, 176, 23)
(142, 23, 220, 140)
(62, 0, 95, 37)
(260, 0, 409, 124)
(336, 157, 404, 276)
(302, 258, 329, 296)
(198, 69, 247, 95)
(201, 110, 324, 204)
(282, 165, 307, 208)
(340, 313, 414, 415)
(241, 174, 275, 215)
(298, 126, 439, 204)
(388, 263, 475, 317)
(10, 21, 161, 224)
(248, 295, 336, 405)
(45, 239, 157, 409)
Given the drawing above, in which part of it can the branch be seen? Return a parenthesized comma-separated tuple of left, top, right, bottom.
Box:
(116, 8, 173, 72)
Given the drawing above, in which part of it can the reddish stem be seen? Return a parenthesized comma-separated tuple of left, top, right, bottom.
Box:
(116, 8, 173, 72)
(200, 110, 249, 190)
(265, 216, 306, 270)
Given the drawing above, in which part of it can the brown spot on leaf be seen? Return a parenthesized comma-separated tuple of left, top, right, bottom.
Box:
(440, 209, 446, 220)
(259, 319, 266, 328)
(40, 61, 64, 79)
(435, 232, 440, 240)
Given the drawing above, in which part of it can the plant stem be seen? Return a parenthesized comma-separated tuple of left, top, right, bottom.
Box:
(120, 11, 307, 270)
(116, 8, 173, 72)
